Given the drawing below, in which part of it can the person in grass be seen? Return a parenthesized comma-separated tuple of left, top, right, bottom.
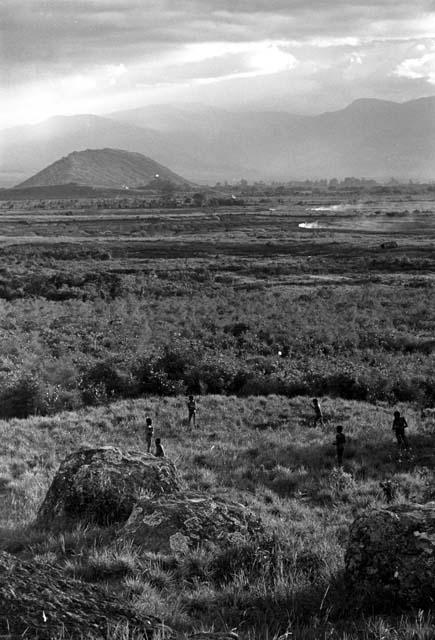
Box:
(155, 438, 165, 457)
(392, 410, 409, 450)
(187, 395, 197, 428)
(145, 417, 154, 453)
(334, 425, 346, 466)
(312, 398, 324, 428)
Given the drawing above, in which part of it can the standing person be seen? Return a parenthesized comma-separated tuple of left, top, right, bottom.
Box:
(392, 410, 409, 450)
(312, 398, 324, 428)
(334, 425, 346, 466)
(145, 417, 154, 453)
(155, 438, 165, 457)
(187, 395, 197, 428)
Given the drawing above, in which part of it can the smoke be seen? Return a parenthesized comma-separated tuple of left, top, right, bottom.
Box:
(309, 203, 363, 212)
(298, 206, 434, 233)
(298, 221, 322, 229)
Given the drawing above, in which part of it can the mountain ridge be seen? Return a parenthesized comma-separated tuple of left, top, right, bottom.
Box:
(1, 96, 434, 186)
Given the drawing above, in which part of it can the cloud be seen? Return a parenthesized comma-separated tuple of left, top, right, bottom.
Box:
(394, 51, 435, 83)
(348, 52, 365, 65)
(106, 63, 128, 85)
(176, 41, 298, 79)
(0, 0, 435, 127)
(2, 0, 434, 71)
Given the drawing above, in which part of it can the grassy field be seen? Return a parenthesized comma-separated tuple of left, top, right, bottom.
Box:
(1, 395, 434, 638)
(0, 188, 434, 638)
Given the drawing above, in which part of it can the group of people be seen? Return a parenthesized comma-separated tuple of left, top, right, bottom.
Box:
(311, 398, 411, 467)
(145, 417, 165, 457)
(144, 396, 197, 457)
(143, 394, 410, 466)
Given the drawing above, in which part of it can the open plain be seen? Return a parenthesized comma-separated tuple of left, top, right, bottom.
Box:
(0, 187, 434, 639)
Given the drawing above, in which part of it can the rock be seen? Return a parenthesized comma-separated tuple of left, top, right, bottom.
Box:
(121, 491, 264, 553)
(36, 446, 181, 528)
(0, 551, 171, 639)
(345, 503, 435, 607)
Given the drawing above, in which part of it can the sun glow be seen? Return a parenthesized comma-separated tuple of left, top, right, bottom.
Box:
(249, 43, 297, 74)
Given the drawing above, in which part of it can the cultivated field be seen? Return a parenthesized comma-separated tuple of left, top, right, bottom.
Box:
(0, 188, 434, 638)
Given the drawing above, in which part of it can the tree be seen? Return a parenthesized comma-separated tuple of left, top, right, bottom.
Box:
(192, 192, 206, 207)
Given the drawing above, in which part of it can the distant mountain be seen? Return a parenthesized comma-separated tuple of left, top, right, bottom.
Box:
(1, 97, 434, 186)
(16, 148, 192, 189)
(110, 98, 435, 181)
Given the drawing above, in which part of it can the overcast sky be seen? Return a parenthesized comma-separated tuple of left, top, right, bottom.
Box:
(1, 0, 435, 129)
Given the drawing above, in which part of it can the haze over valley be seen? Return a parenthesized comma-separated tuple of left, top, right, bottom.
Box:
(1, 96, 435, 188)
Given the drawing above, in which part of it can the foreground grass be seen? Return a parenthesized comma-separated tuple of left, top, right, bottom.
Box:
(1, 394, 434, 638)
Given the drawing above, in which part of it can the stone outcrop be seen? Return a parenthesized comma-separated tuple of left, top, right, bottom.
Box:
(0, 551, 170, 639)
(35, 447, 180, 528)
(122, 491, 264, 553)
(345, 503, 435, 607)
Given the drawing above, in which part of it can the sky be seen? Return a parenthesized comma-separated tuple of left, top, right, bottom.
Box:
(1, 0, 435, 129)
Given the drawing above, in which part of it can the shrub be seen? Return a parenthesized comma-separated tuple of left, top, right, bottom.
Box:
(185, 357, 237, 394)
(79, 360, 135, 404)
(0, 373, 44, 418)
(134, 357, 186, 396)
(239, 374, 289, 397)
(39, 385, 83, 414)
(156, 344, 197, 381)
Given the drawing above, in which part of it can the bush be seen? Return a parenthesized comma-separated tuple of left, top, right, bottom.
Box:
(239, 374, 289, 397)
(156, 344, 197, 381)
(185, 356, 238, 394)
(134, 357, 186, 396)
(40, 385, 83, 414)
(0, 373, 44, 418)
(79, 360, 135, 404)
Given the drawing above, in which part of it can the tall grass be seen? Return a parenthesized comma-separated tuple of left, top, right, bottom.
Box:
(0, 280, 433, 417)
(1, 395, 433, 638)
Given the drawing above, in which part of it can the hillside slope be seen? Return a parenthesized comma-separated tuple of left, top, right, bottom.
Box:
(16, 148, 192, 188)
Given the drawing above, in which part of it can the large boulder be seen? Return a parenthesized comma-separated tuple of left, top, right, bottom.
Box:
(121, 491, 264, 553)
(36, 447, 181, 528)
(345, 503, 435, 607)
(0, 551, 170, 639)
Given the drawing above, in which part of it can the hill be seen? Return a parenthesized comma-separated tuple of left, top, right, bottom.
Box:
(1, 97, 435, 186)
(0, 114, 243, 187)
(16, 148, 192, 189)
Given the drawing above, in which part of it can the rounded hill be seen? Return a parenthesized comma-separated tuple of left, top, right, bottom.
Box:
(16, 148, 192, 189)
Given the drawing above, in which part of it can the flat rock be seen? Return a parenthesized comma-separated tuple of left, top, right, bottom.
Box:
(0, 551, 170, 639)
(35, 446, 181, 528)
(345, 503, 435, 607)
(122, 491, 264, 553)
